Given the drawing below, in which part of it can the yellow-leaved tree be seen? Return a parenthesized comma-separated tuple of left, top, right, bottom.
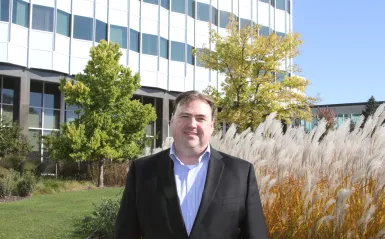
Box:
(194, 16, 318, 131)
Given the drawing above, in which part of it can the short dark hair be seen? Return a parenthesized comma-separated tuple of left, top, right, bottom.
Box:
(173, 91, 216, 119)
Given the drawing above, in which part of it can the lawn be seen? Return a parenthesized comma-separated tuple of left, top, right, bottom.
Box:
(0, 187, 122, 239)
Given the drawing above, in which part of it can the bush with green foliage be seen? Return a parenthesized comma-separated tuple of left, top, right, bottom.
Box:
(0, 155, 38, 175)
(76, 196, 121, 238)
(0, 117, 32, 158)
(16, 172, 37, 197)
(0, 169, 20, 197)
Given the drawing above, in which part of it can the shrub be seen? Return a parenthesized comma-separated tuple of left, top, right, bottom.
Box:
(76, 196, 121, 239)
(16, 172, 37, 197)
(0, 169, 20, 197)
(91, 161, 129, 187)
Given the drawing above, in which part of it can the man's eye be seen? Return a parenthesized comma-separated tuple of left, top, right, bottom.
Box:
(197, 118, 205, 122)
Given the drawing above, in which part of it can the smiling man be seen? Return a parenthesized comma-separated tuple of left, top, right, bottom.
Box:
(115, 91, 268, 239)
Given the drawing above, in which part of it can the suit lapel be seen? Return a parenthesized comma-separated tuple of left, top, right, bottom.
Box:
(190, 147, 224, 236)
(157, 149, 188, 237)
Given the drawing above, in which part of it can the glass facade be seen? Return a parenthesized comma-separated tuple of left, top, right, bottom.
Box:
(28, 80, 61, 164)
(0, 0, 10, 22)
(212, 7, 218, 26)
(188, 0, 195, 18)
(0, 76, 16, 122)
(110, 25, 127, 49)
(144, 0, 158, 5)
(276, 0, 285, 10)
(32, 5, 54, 32)
(171, 0, 185, 14)
(12, 0, 29, 27)
(160, 37, 168, 59)
(73, 15, 93, 41)
(220, 10, 230, 28)
(95, 19, 107, 42)
(187, 44, 194, 65)
(130, 29, 140, 52)
(240, 18, 252, 28)
(161, 0, 169, 9)
(259, 26, 271, 36)
(197, 2, 210, 22)
(171, 41, 185, 62)
(57, 10, 71, 37)
(142, 33, 158, 56)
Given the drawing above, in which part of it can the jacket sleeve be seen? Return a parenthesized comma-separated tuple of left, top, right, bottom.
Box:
(115, 161, 141, 239)
(240, 164, 269, 239)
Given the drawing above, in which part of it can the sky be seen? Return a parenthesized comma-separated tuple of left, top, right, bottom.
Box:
(293, 0, 385, 105)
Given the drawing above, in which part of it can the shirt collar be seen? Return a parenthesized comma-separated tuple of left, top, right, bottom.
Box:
(169, 143, 211, 166)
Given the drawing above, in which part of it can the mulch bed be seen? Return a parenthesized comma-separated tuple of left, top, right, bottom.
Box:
(0, 195, 28, 203)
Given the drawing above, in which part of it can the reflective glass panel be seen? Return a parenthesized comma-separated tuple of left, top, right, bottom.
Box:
(144, 0, 158, 4)
(240, 18, 252, 28)
(219, 10, 230, 28)
(260, 0, 269, 3)
(2, 77, 15, 104)
(160, 37, 168, 59)
(28, 129, 41, 152)
(188, 0, 194, 18)
(171, 41, 185, 62)
(161, 0, 169, 9)
(142, 33, 158, 56)
(29, 107, 42, 128)
(287, 0, 291, 13)
(73, 15, 93, 41)
(2, 105, 13, 121)
(197, 2, 209, 22)
(130, 29, 140, 52)
(212, 7, 218, 26)
(95, 19, 107, 42)
(276, 0, 285, 10)
(32, 5, 54, 32)
(44, 83, 60, 109)
(110, 25, 127, 49)
(187, 44, 194, 65)
(0, 0, 10, 22)
(259, 26, 270, 36)
(12, 0, 29, 27)
(171, 0, 185, 14)
(30, 81, 43, 107)
(57, 10, 70, 36)
(44, 109, 60, 129)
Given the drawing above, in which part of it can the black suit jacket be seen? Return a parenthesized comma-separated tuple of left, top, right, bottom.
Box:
(115, 147, 268, 239)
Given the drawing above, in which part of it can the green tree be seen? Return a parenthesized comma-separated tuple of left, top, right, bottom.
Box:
(0, 117, 32, 158)
(361, 95, 379, 126)
(194, 16, 317, 131)
(46, 40, 156, 187)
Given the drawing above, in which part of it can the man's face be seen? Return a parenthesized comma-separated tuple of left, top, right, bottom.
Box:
(170, 99, 214, 152)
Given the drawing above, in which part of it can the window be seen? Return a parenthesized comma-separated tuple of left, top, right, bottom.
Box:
(276, 0, 285, 10)
(32, 5, 53, 32)
(171, 41, 184, 62)
(130, 29, 140, 52)
(30, 81, 43, 107)
(270, 0, 275, 7)
(144, 0, 158, 5)
(195, 48, 204, 67)
(259, 26, 270, 36)
(259, 0, 269, 3)
(161, 0, 169, 9)
(73, 15, 93, 41)
(0, 0, 10, 22)
(57, 10, 70, 36)
(197, 2, 209, 22)
(276, 31, 285, 38)
(187, 44, 194, 65)
(110, 25, 127, 49)
(219, 10, 230, 28)
(160, 37, 168, 59)
(171, 0, 185, 14)
(187, 0, 194, 18)
(1, 76, 16, 122)
(240, 18, 252, 28)
(142, 33, 158, 56)
(287, 0, 291, 14)
(12, 0, 29, 27)
(44, 83, 60, 109)
(95, 19, 107, 42)
(212, 7, 218, 26)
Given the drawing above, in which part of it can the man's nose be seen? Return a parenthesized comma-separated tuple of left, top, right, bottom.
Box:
(187, 117, 197, 127)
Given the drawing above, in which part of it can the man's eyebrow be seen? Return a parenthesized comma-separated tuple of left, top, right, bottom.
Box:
(179, 112, 208, 118)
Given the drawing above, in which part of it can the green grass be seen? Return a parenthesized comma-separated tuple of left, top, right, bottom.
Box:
(0, 187, 123, 239)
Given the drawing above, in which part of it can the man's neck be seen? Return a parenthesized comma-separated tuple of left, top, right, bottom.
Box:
(174, 145, 208, 165)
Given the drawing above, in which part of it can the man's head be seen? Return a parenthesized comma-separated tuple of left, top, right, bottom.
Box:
(170, 91, 215, 156)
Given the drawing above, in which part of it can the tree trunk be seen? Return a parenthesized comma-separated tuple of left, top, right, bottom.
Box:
(98, 158, 105, 187)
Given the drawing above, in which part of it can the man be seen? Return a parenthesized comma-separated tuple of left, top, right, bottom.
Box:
(116, 91, 268, 239)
